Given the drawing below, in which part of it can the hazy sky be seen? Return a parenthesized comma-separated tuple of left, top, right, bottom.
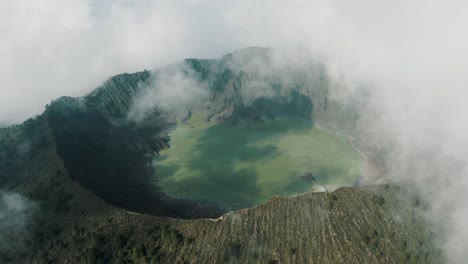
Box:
(2, 1, 466, 124)
(2, 1, 468, 262)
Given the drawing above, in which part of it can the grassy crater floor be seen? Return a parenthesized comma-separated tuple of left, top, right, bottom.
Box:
(153, 114, 361, 208)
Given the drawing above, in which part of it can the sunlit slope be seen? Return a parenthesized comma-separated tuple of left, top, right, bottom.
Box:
(154, 114, 361, 208)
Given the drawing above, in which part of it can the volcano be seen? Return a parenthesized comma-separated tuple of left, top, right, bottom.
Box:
(0, 48, 443, 263)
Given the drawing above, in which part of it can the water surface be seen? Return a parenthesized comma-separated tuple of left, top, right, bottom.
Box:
(153, 114, 361, 208)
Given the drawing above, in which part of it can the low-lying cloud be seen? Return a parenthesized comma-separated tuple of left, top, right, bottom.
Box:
(0, 191, 37, 260)
(128, 62, 209, 121)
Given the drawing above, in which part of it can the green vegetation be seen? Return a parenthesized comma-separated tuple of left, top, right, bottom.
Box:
(154, 114, 362, 208)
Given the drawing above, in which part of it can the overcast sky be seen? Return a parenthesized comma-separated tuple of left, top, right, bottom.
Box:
(2, 1, 468, 262)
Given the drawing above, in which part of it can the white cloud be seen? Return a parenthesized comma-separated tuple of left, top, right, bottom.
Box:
(0, 191, 37, 257)
(128, 62, 209, 121)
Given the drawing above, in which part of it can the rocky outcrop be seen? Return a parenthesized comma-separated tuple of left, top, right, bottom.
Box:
(85, 71, 151, 118)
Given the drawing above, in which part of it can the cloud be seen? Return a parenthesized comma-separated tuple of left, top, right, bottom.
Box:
(128, 62, 209, 121)
(0, 0, 333, 124)
(3, 1, 468, 262)
(0, 191, 37, 260)
(224, 48, 327, 105)
(0, 0, 236, 124)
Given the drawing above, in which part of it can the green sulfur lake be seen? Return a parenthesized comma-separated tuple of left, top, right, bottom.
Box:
(153, 114, 361, 209)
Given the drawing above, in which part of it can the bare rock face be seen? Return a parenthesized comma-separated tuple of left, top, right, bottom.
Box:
(86, 71, 151, 117)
